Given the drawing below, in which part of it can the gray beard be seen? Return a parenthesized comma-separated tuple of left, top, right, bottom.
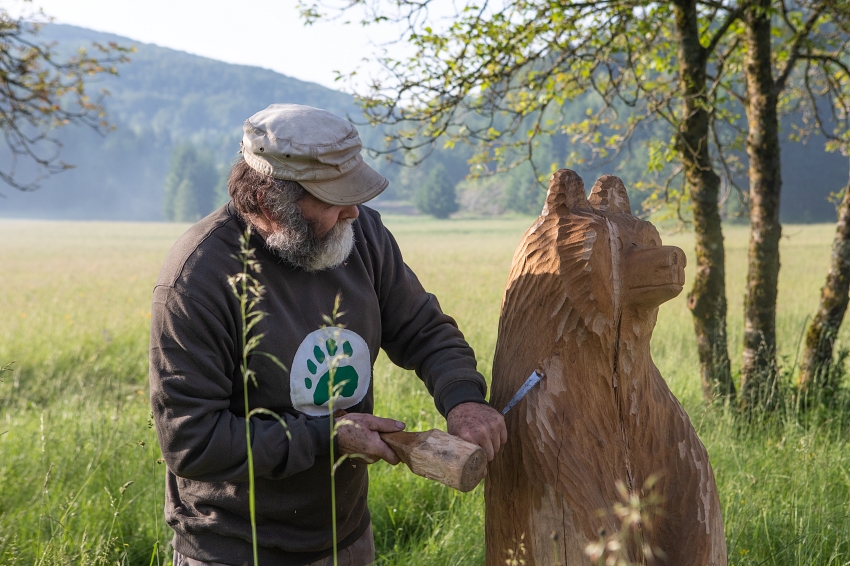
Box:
(262, 202, 355, 272)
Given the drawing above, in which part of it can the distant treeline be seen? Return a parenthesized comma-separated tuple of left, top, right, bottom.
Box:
(0, 24, 846, 222)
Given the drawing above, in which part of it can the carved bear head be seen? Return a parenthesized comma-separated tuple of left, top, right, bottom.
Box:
(495, 169, 685, 375)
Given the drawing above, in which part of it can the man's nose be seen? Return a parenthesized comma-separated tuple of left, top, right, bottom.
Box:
(339, 205, 359, 222)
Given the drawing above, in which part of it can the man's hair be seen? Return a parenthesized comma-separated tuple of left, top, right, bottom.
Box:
(228, 158, 305, 218)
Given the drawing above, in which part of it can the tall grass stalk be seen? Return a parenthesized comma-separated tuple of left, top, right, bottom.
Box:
(584, 476, 665, 566)
(227, 227, 289, 565)
(0, 362, 11, 437)
(328, 344, 341, 566)
(322, 294, 365, 566)
(0, 361, 14, 377)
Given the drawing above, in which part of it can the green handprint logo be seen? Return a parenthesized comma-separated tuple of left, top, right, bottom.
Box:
(291, 328, 371, 416)
(305, 338, 359, 406)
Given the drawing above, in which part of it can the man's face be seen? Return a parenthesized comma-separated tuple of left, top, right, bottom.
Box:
(262, 190, 359, 272)
(298, 193, 360, 239)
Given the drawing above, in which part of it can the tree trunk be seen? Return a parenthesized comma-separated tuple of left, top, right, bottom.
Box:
(741, 0, 782, 409)
(799, 175, 850, 395)
(673, 0, 735, 401)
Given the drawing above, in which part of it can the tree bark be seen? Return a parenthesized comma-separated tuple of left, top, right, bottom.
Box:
(673, 0, 735, 401)
(741, 0, 782, 409)
(799, 175, 850, 393)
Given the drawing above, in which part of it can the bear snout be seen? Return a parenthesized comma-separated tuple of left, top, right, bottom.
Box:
(624, 245, 687, 308)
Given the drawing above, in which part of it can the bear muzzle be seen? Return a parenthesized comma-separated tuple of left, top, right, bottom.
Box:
(624, 245, 687, 309)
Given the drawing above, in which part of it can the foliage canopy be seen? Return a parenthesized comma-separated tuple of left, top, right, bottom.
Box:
(0, 3, 130, 193)
(301, 0, 850, 219)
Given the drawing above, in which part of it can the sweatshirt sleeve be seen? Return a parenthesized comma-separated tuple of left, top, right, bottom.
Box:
(149, 285, 331, 482)
(371, 220, 488, 416)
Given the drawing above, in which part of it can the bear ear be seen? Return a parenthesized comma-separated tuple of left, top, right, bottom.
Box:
(544, 169, 589, 213)
(589, 175, 631, 214)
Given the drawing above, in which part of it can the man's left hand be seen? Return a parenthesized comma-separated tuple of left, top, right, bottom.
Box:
(446, 402, 507, 462)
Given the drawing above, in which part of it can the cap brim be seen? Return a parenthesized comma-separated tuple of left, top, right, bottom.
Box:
(298, 160, 389, 206)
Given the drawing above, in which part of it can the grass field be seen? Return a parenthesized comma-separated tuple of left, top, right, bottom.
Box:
(1, 216, 849, 565)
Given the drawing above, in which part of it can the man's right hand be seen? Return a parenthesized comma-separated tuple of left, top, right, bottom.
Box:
(335, 413, 406, 465)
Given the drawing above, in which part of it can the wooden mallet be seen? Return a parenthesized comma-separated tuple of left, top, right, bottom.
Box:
(380, 428, 487, 492)
(379, 371, 544, 493)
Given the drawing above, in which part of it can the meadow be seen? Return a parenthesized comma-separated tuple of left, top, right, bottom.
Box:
(1, 215, 849, 565)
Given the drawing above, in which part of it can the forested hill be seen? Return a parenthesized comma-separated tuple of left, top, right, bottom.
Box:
(0, 24, 372, 221)
(0, 24, 847, 222)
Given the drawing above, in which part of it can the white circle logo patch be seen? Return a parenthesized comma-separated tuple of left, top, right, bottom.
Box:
(290, 328, 371, 416)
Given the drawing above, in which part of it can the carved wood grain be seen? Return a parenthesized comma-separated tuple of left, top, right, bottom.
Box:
(485, 170, 727, 565)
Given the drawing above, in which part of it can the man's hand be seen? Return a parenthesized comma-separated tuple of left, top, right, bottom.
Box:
(447, 402, 507, 462)
(336, 413, 406, 465)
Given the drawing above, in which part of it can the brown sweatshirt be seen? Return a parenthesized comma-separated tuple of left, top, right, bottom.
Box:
(149, 202, 487, 566)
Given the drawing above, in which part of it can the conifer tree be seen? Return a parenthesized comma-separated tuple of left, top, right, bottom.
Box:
(415, 163, 459, 219)
(163, 144, 219, 221)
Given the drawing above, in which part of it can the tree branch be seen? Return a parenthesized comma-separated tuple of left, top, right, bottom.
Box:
(775, 2, 828, 93)
(706, 5, 743, 55)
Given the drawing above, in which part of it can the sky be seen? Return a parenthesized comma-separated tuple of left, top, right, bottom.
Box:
(14, 0, 408, 91)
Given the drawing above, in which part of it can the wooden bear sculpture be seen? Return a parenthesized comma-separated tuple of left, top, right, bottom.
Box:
(485, 170, 726, 565)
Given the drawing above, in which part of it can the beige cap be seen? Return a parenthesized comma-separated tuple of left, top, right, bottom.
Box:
(241, 104, 389, 206)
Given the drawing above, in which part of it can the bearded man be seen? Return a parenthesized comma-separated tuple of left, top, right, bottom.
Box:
(149, 104, 506, 566)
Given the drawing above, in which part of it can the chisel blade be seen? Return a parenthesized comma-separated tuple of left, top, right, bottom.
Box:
(500, 370, 544, 416)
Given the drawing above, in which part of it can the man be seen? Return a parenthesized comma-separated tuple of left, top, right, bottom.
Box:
(150, 104, 506, 566)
